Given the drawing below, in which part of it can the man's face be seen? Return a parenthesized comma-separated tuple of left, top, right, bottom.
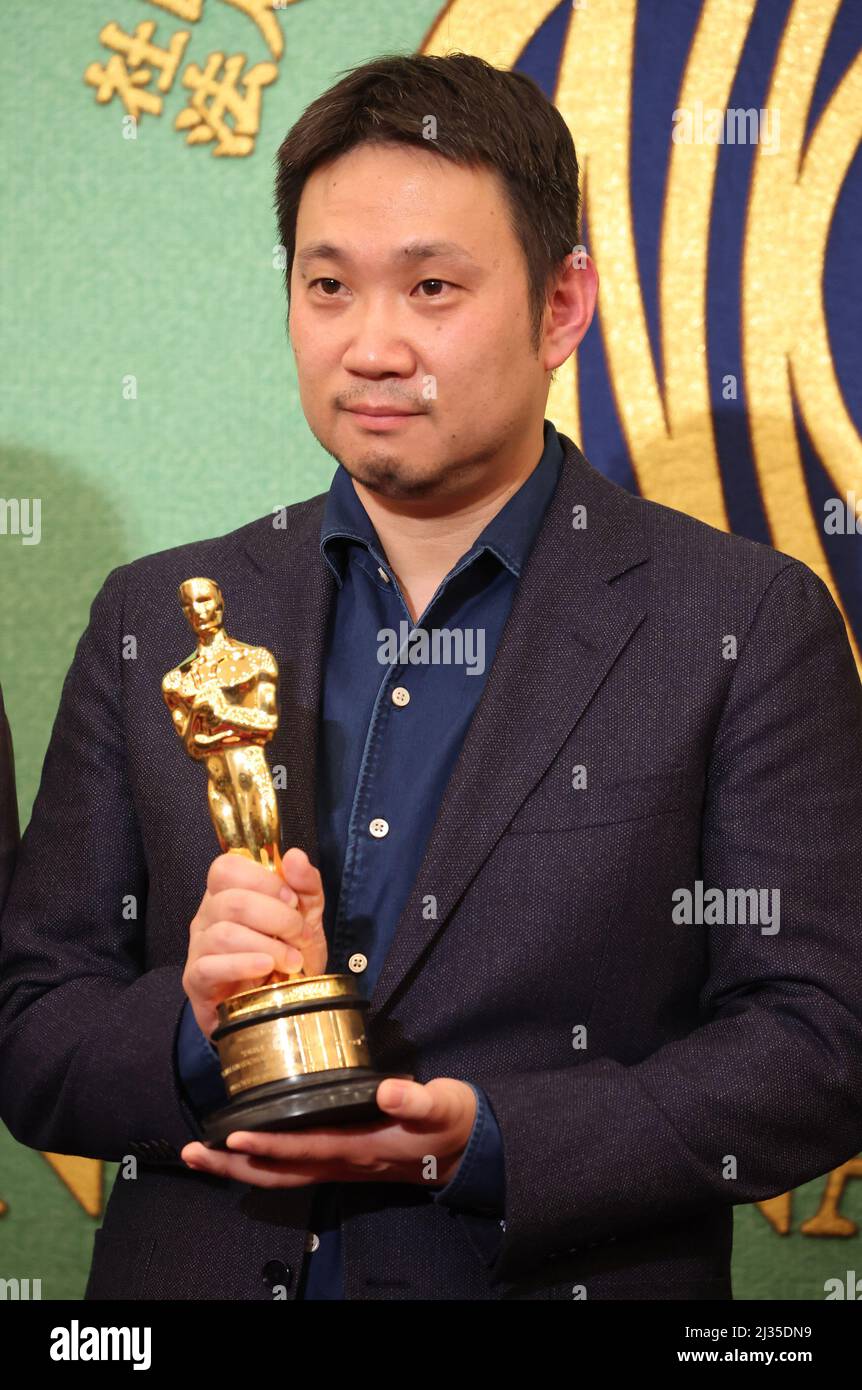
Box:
(288, 141, 550, 503)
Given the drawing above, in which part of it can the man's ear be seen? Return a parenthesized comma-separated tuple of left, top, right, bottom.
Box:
(542, 252, 599, 374)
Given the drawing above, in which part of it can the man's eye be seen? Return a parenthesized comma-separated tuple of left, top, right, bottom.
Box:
(309, 278, 343, 296)
(308, 278, 455, 298)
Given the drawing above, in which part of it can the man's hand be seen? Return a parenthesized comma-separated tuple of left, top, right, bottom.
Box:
(180, 1077, 478, 1189)
(183, 846, 328, 1040)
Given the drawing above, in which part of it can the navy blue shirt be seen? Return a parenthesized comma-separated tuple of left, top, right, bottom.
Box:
(176, 418, 565, 1298)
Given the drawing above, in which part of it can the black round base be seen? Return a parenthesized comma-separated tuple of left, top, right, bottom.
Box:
(201, 1067, 414, 1148)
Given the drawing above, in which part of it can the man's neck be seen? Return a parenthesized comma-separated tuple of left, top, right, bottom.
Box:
(352, 423, 547, 624)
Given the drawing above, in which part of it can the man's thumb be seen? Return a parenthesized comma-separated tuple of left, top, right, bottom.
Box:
(281, 848, 324, 935)
(281, 845, 317, 889)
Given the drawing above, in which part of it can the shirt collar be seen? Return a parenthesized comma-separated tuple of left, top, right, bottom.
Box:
(320, 417, 564, 587)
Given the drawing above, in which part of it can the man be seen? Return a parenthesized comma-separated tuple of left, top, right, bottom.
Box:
(1, 53, 861, 1302)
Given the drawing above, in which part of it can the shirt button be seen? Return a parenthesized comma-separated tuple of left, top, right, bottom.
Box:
(391, 686, 410, 707)
(377, 565, 390, 583)
(348, 953, 367, 974)
(262, 1259, 292, 1291)
(369, 818, 389, 838)
(305, 1232, 320, 1253)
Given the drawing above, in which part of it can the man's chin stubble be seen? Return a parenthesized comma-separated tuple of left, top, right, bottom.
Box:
(346, 460, 442, 500)
(331, 439, 447, 499)
(309, 420, 503, 501)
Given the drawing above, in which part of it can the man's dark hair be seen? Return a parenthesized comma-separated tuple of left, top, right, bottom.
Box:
(273, 52, 581, 354)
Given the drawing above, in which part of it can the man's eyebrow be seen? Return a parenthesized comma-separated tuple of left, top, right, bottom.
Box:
(295, 240, 479, 269)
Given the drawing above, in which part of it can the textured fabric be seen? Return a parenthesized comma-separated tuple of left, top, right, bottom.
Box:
(0, 431, 860, 1300)
(0, 684, 19, 919)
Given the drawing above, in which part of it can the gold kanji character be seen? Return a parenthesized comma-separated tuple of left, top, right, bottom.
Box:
(146, 0, 296, 59)
(224, 0, 295, 60)
(147, 0, 204, 18)
(84, 21, 190, 118)
(175, 52, 277, 156)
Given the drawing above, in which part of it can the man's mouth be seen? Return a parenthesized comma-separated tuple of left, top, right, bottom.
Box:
(344, 405, 421, 429)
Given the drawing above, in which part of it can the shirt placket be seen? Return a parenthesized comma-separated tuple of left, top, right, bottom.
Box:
(330, 547, 484, 984)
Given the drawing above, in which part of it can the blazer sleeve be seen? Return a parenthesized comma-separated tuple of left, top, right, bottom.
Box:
(0, 683, 20, 918)
(478, 559, 862, 1283)
(0, 565, 202, 1160)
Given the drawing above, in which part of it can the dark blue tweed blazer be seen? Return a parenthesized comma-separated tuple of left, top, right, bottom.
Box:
(1, 433, 860, 1300)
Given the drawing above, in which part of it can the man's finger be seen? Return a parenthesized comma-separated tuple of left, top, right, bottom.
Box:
(375, 1077, 462, 1126)
(182, 1145, 325, 1187)
(206, 851, 291, 901)
(223, 1128, 387, 1162)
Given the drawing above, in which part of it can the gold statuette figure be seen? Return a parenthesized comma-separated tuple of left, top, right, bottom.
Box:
(163, 577, 410, 1146)
(162, 577, 284, 877)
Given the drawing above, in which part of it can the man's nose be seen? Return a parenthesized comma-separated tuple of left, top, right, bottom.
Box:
(341, 299, 416, 377)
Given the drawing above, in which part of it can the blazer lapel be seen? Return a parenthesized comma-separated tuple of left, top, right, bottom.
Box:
(367, 435, 651, 1020)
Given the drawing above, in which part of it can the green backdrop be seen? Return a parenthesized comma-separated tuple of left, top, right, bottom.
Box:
(1, 0, 859, 1300)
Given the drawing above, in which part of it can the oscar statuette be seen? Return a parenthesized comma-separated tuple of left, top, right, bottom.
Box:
(162, 577, 411, 1147)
